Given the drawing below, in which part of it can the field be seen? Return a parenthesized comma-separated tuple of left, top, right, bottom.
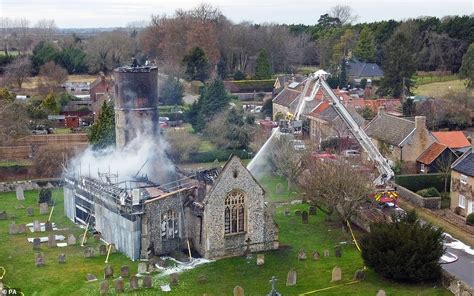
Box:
(0, 176, 450, 295)
(414, 79, 469, 97)
(20, 74, 98, 91)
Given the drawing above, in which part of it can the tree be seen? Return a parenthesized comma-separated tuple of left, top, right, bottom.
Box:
(41, 92, 59, 114)
(459, 42, 474, 88)
(88, 101, 116, 149)
(182, 47, 210, 82)
(254, 49, 272, 80)
(160, 76, 184, 105)
(34, 145, 75, 178)
(299, 157, 372, 222)
(329, 5, 358, 25)
(0, 88, 29, 145)
(357, 106, 376, 120)
(38, 188, 52, 204)
(56, 47, 88, 74)
(166, 130, 201, 162)
(361, 211, 444, 283)
(377, 24, 417, 98)
(224, 108, 254, 149)
(261, 98, 273, 118)
(402, 98, 415, 116)
(38, 61, 67, 93)
(271, 135, 305, 189)
(4, 57, 31, 89)
(31, 41, 59, 74)
(354, 27, 376, 62)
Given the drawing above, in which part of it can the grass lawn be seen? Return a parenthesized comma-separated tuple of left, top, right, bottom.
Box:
(415, 74, 458, 85)
(53, 128, 72, 134)
(198, 140, 215, 153)
(0, 160, 32, 167)
(0, 183, 450, 295)
(259, 174, 301, 202)
(414, 79, 469, 97)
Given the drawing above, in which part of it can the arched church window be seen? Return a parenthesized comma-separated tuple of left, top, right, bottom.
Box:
(161, 210, 178, 239)
(224, 190, 245, 235)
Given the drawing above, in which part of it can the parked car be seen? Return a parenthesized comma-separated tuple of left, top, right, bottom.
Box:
(292, 139, 306, 151)
(342, 149, 360, 157)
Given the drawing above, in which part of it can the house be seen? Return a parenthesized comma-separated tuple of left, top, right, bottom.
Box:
(64, 155, 279, 260)
(450, 145, 474, 217)
(364, 107, 435, 172)
(273, 74, 305, 94)
(345, 98, 401, 116)
(416, 142, 458, 174)
(432, 131, 471, 155)
(347, 58, 384, 84)
(90, 72, 112, 102)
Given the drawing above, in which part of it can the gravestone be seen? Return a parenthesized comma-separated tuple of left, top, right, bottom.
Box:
(197, 275, 208, 284)
(147, 262, 156, 273)
(257, 254, 265, 265)
(376, 290, 386, 296)
(120, 265, 129, 278)
(99, 281, 109, 295)
(17, 224, 27, 234)
(331, 266, 342, 282)
(99, 245, 107, 256)
(58, 254, 66, 264)
(295, 210, 302, 216)
(33, 220, 41, 232)
(8, 223, 17, 234)
(312, 251, 320, 260)
(138, 262, 147, 274)
(93, 233, 101, 241)
(353, 269, 365, 281)
(309, 206, 317, 215)
(16, 185, 25, 200)
(33, 238, 41, 250)
(84, 247, 94, 258)
(323, 249, 329, 257)
(115, 278, 125, 293)
(48, 234, 56, 247)
(86, 273, 97, 282)
(67, 234, 76, 245)
(15, 205, 25, 209)
(233, 285, 245, 296)
(302, 211, 309, 224)
(27, 207, 34, 216)
(109, 244, 117, 253)
(284, 208, 290, 216)
(39, 203, 49, 215)
(129, 276, 139, 290)
(298, 249, 307, 261)
(35, 253, 45, 267)
(170, 273, 179, 286)
(142, 275, 152, 288)
(44, 221, 53, 231)
(104, 264, 114, 279)
(0, 211, 7, 220)
(286, 269, 297, 286)
(334, 246, 342, 257)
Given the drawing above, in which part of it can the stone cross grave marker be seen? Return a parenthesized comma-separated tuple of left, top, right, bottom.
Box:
(298, 249, 307, 261)
(35, 253, 45, 267)
(142, 275, 152, 288)
(27, 207, 34, 216)
(331, 266, 342, 282)
(130, 276, 139, 290)
(33, 238, 41, 250)
(309, 206, 316, 215)
(170, 273, 179, 286)
(376, 290, 386, 296)
(302, 211, 309, 224)
(245, 237, 251, 255)
(286, 269, 297, 286)
(67, 234, 76, 245)
(335, 246, 342, 257)
(99, 281, 109, 295)
(268, 276, 281, 296)
(8, 223, 17, 235)
(353, 269, 365, 281)
(33, 220, 41, 232)
(16, 185, 25, 200)
(0, 211, 7, 220)
(233, 285, 245, 296)
(58, 254, 66, 264)
(323, 249, 329, 257)
(257, 254, 265, 265)
(138, 262, 147, 274)
(115, 278, 124, 293)
(84, 246, 94, 258)
(45, 221, 53, 232)
(312, 251, 320, 260)
(104, 264, 114, 279)
(99, 245, 107, 256)
(39, 203, 49, 215)
(17, 224, 27, 234)
(120, 265, 129, 278)
(86, 273, 97, 281)
(48, 234, 56, 247)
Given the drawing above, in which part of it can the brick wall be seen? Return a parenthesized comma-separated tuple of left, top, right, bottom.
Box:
(397, 185, 441, 209)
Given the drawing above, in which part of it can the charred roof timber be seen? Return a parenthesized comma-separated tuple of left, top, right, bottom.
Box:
(114, 58, 157, 73)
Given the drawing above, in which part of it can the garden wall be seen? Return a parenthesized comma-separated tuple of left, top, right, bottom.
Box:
(441, 269, 474, 296)
(0, 178, 62, 193)
(397, 185, 441, 209)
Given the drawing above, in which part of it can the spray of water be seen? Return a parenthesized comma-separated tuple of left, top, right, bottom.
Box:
(247, 128, 279, 178)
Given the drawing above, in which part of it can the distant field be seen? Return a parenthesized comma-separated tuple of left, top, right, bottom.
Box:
(20, 74, 99, 90)
(414, 79, 469, 97)
(415, 74, 458, 85)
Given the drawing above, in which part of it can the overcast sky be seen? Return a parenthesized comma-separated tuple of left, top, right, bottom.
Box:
(2, 0, 473, 28)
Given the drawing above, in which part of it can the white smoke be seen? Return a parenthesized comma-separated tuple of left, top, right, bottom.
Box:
(247, 128, 278, 178)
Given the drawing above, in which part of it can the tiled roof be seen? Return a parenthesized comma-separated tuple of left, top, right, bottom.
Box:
(348, 58, 384, 78)
(417, 142, 448, 165)
(432, 131, 470, 149)
(364, 113, 415, 146)
(452, 151, 474, 177)
(272, 88, 301, 107)
(307, 103, 365, 127)
(347, 99, 401, 113)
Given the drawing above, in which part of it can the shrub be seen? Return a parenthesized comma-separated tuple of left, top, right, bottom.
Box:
(467, 213, 474, 225)
(188, 149, 245, 163)
(233, 70, 245, 80)
(395, 174, 448, 192)
(38, 188, 52, 205)
(416, 187, 440, 198)
(361, 211, 444, 283)
(454, 206, 462, 215)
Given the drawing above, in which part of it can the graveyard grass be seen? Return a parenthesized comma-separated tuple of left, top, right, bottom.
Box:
(0, 179, 450, 295)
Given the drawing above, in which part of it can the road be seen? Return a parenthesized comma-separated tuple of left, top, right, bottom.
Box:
(442, 235, 474, 287)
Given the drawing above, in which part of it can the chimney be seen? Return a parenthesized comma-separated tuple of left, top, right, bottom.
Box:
(414, 116, 426, 130)
(378, 106, 385, 116)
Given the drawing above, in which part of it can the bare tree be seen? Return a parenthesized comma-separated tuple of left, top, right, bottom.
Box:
(33, 144, 77, 178)
(165, 130, 201, 162)
(4, 56, 31, 89)
(0, 17, 12, 55)
(35, 19, 57, 42)
(329, 5, 358, 25)
(434, 153, 457, 193)
(0, 92, 29, 146)
(38, 61, 68, 93)
(270, 135, 305, 189)
(86, 30, 134, 73)
(299, 157, 373, 222)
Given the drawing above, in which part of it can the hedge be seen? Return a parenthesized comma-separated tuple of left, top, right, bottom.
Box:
(228, 79, 274, 92)
(395, 173, 450, 192)
(188, 149, 247, 163)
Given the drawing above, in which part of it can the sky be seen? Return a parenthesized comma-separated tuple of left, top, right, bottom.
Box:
(1, 0, 473, 28)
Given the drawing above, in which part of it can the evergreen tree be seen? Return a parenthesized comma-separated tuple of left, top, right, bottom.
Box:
(31, 41, 60, 74)
(254, 49, 272, 80)
(354, 27, 376, 62)
(459, 42, 474, 88)
(88, 101, 116, 149)
(182, 47, 210, 82)
(41, 92, 59, 114)
(338, 59, 347, 88)
(261, 98, 273, 118)
(402, 98, 416, 116)
(217, 55, 227, 79)
(160, 76, 184, 105)
(377, 27, 416, 98)
(224, 108, 253, 149)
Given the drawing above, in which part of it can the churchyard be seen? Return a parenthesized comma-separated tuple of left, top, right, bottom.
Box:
(0, 178, 450, 295)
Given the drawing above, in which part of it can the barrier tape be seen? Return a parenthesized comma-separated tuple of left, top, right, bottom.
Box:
(347, 220, 362, 252)
(299, 280, 360, 295)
